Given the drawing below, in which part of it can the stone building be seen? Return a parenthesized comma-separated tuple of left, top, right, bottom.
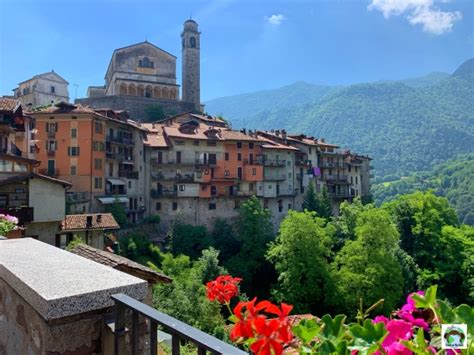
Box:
(12, 71, 69, 107)
(76, 20, 202, 119)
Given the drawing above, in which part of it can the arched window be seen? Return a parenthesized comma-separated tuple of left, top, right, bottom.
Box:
(143, 57, 150, 67)
(139, 57, 154, 68)
(190, 37, 196, 48)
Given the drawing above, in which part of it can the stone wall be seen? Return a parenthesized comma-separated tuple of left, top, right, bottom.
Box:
(75, 96, 196, 120)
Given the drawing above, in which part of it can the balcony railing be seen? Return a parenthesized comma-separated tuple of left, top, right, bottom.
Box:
(47, 131, 56, 138)
(66, 192, 91, 203)
(264, 173, 286, 181)
(319, 161, 345, 168)
(243, 157, 264, 165)
(263, 159, 286, 167)
(112, 293, 246, 355)
(38, 168, 59, 177)
(47, 150, 55, 157)
(322, 174, 348, 182)
(106, 135, 134, 146)
(150, 189, 177, 198)
(0, 207, 34, 224)
(329, 191, 355, 199)
(119, 170, 139, 179)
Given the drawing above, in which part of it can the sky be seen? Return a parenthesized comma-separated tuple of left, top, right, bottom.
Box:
(0, 0, 472, 101)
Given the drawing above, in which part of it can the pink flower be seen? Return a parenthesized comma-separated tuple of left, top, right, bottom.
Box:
(400, 291, 424, 313)
(373, 315, 389, 325)
(381, 320, 414, 354)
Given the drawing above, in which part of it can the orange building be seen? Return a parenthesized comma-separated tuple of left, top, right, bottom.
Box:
(30, 102, 106, 212)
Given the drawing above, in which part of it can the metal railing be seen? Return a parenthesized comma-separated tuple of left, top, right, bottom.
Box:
(322, 174, 348, 182)
(112, 293, 246, 355)
(47, 150, 55, 157)
(38, 168, 59, 177)
(119, 170, 139, 179)
(319, 161, 345, 168)
(106, 135, 134, 145)
(263, 159, 286, 167)
(66, 192, 91, 203)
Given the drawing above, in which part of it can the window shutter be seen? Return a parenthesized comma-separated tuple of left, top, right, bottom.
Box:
(55, 123, 58, 132)
(68, 147, 71, 156)
(77, 147, 80, 156)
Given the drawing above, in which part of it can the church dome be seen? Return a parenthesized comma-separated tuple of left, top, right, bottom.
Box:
(183, 19, 198, 31)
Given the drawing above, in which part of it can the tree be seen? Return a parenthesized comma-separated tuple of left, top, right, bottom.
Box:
(153, 249, 227, 338)
(330, 208, 404, 317)
(170, 220, 211, 259)
(106, 197, 128, 226)
(315, 188, 332, 219)
(209, 218, 240, 264)
(144, 103, 166, 122)
(225, 196, 275, 298)
(267, 210, 333, 314)
(302, 181, 318, 212)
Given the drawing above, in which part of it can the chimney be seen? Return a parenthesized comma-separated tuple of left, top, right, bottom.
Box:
(275, 130, 280, 136)
(321, 138, 325, 143)
(152, 123, 156, 129)
(282, 130, 287, 139)
(96, 214, 102, 223)
(86, 216, 93, 228)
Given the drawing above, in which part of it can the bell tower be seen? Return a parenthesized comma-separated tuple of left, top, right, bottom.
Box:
(181, 19, 201, 111)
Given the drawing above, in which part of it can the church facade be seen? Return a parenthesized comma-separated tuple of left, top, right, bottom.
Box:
(76, 19, 201, 119)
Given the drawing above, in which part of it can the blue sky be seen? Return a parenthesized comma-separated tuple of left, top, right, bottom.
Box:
(1, 0, 472, 101)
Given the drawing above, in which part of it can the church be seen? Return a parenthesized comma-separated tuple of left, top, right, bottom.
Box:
(76, 19, 201, 119)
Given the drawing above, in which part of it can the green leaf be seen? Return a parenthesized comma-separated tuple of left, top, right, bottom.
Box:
(437, 299, 455, 323)
(321, 314, 347, 339)
(349, 320, 386, 350)
(292, 319, 321, 344)
(453, 304, 474, 335)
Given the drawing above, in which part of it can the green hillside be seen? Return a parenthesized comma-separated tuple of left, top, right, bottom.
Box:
(372, 154, 474, 225)
(206, 59, 474, 180)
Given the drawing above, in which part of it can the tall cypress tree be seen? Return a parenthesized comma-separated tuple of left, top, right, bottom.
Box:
(302, 180, 319, 212)
(316, 187, 333, 219)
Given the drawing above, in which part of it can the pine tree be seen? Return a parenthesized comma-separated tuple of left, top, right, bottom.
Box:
(316, 187, 333, 219)
(302, 180, 319, 212)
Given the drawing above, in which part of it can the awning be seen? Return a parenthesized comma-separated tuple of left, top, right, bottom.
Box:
(97, 196, 128, 204)
(107, 178, 125, 186)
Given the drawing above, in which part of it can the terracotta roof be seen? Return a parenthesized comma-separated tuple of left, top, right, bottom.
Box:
(144, 132, 169, 148)
(163, 125, 225, 141)
(0, 98, 21, 113)
(220, 129, 264, 142)
(0, 172, 71, 187)
(70, 243, 172, 285)
(256, 135, 300, 151)
(29, 102, 106, 117)
(60, 213, 120, 231)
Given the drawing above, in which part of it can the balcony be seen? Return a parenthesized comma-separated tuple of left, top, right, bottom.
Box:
(295, 159, 311, 167)
(0, 206, 34, 224)
(106, 135, 134, 146)
(66, 192, 91, 203)
(38, 168, 59, 177)
(112, 293, 246, 354)
(322, 174, 349, 183)
(46, 150, 55, 157)
(108, 153, 133, 162)
(47, 131, 55, 138)
(243, 156, 264, 165)
(119, 170, 139, 179)
(263, 159, 286, 167)
(319, 161, 345, 168)
(329, 191, 355, 199)
(150, 189, 177, 198)
(264, 172, 286, 181)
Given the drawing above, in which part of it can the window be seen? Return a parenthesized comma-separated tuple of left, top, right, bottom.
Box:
(249, 183, 254, 191)
(46, 140, 57, 151)
(94, 158, 102, 170)
(70, 165, 77, 175)
(175, 140, 185, 146)
(348, 165, 352, 172)
(350, 176, 353, 184)
(193, 140, 200, 146)
(128, 181, 132, 188)
(224, 170, 230, 176)
(190, 36, 196, 48)
(288, 203, 292, 210)
(288, 172, 292, 178)
(237, 153, 242, 161)
(172, 202, 178, 211)
(278, 200, 283, 213)
(71, 128, 77, 138)
(211, 186, 217, 196)
(252, 168, 257, 176)
(268, 185, 272, 189)
(50, 86, 55, 93)
(355, 176, 358, 184)
(0, 194, 8, 208)
(95, 121, 103, 134)
(237, 142, 242, 149)
(46, 122, 57, 133)
(249, 142, 254, 149)
(94, 177, 102, 189)
(68, 146, 80, 156)
(176, 151, 182, 164)
(355, 166, 358, 173)
(156, 202, 161, 211)
(225, 152, 229, 161)
(207, 141, 216, 147)
(179, 185, 185, 191)
(209, 203, 216, 210)
(139, 56, 154, 68)
(202, 185, 207, 191)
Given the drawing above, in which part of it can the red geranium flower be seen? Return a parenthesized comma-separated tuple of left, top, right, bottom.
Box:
(230, 299, 294, 355)
(206, 275, 242, 304)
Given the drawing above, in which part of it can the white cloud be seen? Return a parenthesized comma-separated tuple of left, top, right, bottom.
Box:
(368, 0, 462, 35)
(266, 14, 286, 25)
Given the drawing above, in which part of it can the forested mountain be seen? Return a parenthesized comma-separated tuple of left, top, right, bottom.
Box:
(373, 154, 474, 225)
(206, 59, 474, 180)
